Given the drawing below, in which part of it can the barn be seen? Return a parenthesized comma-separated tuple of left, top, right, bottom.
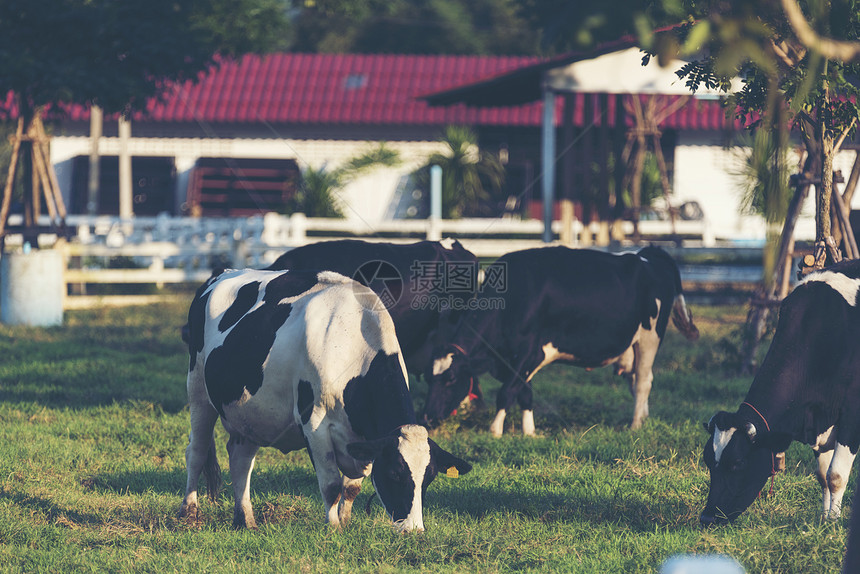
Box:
(35, 42, 859, 243)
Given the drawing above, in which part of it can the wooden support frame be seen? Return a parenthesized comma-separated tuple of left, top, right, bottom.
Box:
(621, 94, 687, 242)
(0, 113, 67, 240)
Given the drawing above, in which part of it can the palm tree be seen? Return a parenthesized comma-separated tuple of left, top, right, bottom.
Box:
(292, 143, 401, 218)
(734, 129, 792, 290)
(426, 126, 505, 218)
(734, 127, 792, 374)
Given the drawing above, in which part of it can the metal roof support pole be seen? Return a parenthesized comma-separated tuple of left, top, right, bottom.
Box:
(541, 86, 556, 243)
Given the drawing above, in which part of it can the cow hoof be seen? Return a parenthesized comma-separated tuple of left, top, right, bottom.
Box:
(232, 517, 258, 530)
(178, 501, 196, 519)
(178, 502, 201, 524)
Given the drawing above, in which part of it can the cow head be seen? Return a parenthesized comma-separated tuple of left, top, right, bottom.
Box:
(700, 411, 791, 526)
(422, 344, 475, 427)
(346, 424, 472, 532)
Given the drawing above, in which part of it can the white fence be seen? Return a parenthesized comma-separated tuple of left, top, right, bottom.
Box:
(3, 212, 712, 307)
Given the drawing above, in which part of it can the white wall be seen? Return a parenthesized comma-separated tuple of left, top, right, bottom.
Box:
(547, 47, 743, 95)
(50, 134, 446, 223)
(673, 131, 860, 243)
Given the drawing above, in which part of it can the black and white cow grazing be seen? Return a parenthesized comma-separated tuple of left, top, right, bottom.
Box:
(178, 268, 471, 532)
(266, 239, 479, 378)
(701, 259, 860, 526)
(422, 246, 698, 435)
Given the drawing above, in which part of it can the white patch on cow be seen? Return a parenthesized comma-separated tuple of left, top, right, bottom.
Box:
(826, 442, 857, 519)
(801, 271, 860, 306)
(397, 425, 431, 532)
(527, 342, 576, 382)
(713, 427, 737, 464)
(490, 409, 507, 437)
(813, 425, 836, 453)
(439, 238, 456, 250)
(204, 269, 262, 318)
(316, 270, 352, 285)
(522, 410, 535, 436)
(432, 353, 454, 376)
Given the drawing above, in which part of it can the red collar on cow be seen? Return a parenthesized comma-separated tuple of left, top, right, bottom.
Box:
(448, 343, 477, 409)
(450, 375, 479, 416)
(742, 401, 778, 496)
(742, 401, 771, 432)
(450, 343, 468, 356)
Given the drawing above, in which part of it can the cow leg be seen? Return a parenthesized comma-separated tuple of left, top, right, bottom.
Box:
(226, 434, 260, 529)
(517, 384, 536, 437)
(338, 476, 363, 525)
(490, 370, 530, 437)
(815, 448, 835, 516)
(304, 429, 346, 527)
(490, 373, 519, 437)
(180, 371, 221, 522)
(631, 329, 660, 430)
(825, 443, 856, 519)
(491, 349, 543, 437)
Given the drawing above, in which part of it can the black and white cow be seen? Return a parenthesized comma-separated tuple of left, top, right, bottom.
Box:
(701, 259, 860, 526)
(266, 239, 479, 378)
(423, 246, 699, 435)
(178, 268, 471, 531)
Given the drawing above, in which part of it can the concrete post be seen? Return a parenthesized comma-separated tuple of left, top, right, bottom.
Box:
(1, 250, 64, 326)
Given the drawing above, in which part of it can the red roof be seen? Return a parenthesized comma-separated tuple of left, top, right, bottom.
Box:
(48, 53, 737, 130)
(63, 53, 545, 127)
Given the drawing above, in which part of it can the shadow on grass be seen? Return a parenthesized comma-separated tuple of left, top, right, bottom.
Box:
(0, 489, 105, 526)
(425, 483, 699, 531)
(90, 465, 322, 498)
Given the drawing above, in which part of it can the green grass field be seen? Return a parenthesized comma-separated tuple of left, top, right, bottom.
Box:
(0, 299, 852, 573)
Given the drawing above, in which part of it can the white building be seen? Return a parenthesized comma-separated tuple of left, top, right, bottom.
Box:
(45, 47, 855, 243)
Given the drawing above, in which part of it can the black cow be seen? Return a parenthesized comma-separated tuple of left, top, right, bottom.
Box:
(701, 260, 860, 526)
(423, 246, 699, 435)
(267, 239, 479, 378)
(179, 268, 471, 531)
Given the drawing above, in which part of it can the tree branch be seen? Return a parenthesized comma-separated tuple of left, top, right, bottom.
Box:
(781, 0, 860, 61)
(834, 117, 858, 155)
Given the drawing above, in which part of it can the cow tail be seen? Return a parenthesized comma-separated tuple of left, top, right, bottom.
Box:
(203, 438, 222, 502)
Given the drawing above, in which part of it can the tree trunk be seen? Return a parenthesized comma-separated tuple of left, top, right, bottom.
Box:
(741, 176, 812, 374)
(741, 134, 819, 374)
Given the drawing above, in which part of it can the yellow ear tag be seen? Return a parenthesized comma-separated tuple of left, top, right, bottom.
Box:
(446, 466, 459, 478)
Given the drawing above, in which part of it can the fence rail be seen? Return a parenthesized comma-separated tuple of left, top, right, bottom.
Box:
(2, 212, 715, 307)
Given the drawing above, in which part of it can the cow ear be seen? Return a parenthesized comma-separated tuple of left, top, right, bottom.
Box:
(347, 436, 394, 462)
(430, 439, 472, 476)
(761, 431, 793, 453)
(703, 414, 717, 434)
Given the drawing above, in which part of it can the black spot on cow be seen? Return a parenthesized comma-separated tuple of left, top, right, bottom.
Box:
(297, 380, 314, 425)
(186, 284, 213, 372)
(204, 301, 293, 414)
(343, 351, 413, 439)
(219, 281, 261, 332)
(263, 271, 319, 303)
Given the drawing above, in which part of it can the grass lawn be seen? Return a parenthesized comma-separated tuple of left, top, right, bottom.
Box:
(0, 298, 851, 573)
